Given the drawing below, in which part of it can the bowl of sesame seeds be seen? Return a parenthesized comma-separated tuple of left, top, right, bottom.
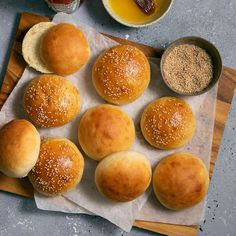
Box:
(160, 36, 223, 96)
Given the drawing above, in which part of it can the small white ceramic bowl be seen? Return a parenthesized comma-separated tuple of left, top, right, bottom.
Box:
(102, 0, 174, 28)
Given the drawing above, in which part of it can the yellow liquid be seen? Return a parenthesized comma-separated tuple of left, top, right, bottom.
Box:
(108, 0, 171, 24)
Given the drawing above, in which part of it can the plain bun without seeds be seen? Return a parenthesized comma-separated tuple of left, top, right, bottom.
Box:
(40, 23, 90, 75)
(0, 119, 40, 178)
(22, 22, 90, 75)
(95, 151, 152, 202)
(78, 104, 135, 161)
(153, 152, 209, 210)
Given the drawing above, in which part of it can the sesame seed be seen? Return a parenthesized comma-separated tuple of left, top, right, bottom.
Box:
(29, 139, 81, 195)
(94, 45, 148, 101)
(24, 75, 79, 127)
(142, 98, 193, 147)
(163, 44, 213, 94)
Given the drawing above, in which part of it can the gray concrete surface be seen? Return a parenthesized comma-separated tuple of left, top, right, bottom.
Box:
(0, 0, 235, 235)
(198, 92, 236, 236)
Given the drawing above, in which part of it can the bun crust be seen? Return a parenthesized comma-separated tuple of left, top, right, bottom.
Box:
(92, 45, 150, 105)
(95, 151, 152, 202)
(141, 97, 195, 149)
(24, 74, 81, 128)
(41, 23, 90, 75)
(78, 104, 135, 161)
(153, 152, 209, 210)
(0, 119, 40, 178)
(28, 138, 84, 196)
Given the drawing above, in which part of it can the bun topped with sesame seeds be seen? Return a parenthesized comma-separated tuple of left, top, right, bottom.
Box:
(141, 97, 195, 149)
(95, 151, 152, 202)
(153, 152, 209, 210)
(28, 138, 84, 196)
(24, 75, 81, 128)
(92, 45, 150, 105)
(78, 104, 135, 161)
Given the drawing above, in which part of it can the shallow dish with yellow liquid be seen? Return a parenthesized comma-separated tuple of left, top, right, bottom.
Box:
(102, 0, 173, 27)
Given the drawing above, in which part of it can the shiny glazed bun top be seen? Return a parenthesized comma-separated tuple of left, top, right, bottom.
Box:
(24, 74, 81, 128)
(92, 45, 150, 105)
(28, 138, 84, 196)
(141, 97, 196, 149)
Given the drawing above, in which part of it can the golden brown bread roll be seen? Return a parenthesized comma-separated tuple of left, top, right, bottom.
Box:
(78, 104, 135, 161)
(0, 119, 40, 178)
(92, 45, 150, 105)
(141, 97, 195, 149)
(28, 138, 84, 196)
(24, 74, 80, 128)
(95, 151, 152, 202)
(153, 152, 209, 210)
(41, 23, 90, 75)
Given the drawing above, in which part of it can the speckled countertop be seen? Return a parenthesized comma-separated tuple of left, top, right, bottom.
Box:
(0, 0, 236, 235)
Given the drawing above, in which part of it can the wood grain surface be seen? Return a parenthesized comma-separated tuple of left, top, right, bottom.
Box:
(0, 12, 235, 236)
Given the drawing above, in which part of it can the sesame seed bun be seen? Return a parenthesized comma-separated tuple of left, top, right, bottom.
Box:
(41, 23, 90, 76)
(22, 22, 55, 73)
(95, 151, 152, 202)
(153, 152, 209, 210)
(141, 97, 195, 149)
(0, 119, 40, 178)
(92, 45, 150, 105)
(78, 104, 135, 161)
(24, 74, 81, 128)
(28, 138, 84, 196)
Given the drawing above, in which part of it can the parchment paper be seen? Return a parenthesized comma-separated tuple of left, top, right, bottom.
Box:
(0, 13, 217, 232)
(34, 192, 93, 215)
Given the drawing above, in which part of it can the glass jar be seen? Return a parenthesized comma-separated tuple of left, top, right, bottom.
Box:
(45, 0, 81, 14)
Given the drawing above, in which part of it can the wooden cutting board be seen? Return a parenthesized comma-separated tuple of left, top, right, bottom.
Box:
(0, 12, 235, 236)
